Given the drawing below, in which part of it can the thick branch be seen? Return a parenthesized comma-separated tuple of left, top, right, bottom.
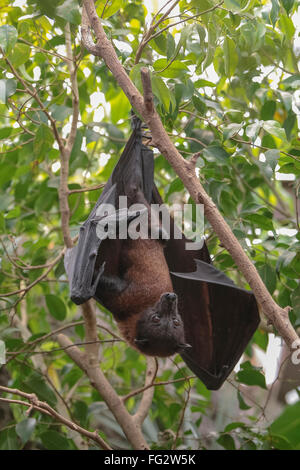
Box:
(81, 0, 299, 350)
(133, 357, 157, 426)
(57, 330, 149, 449)
(141, 67, 154, 114)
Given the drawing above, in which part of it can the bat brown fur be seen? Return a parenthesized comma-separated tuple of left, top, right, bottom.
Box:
(96, 190, 189, 357)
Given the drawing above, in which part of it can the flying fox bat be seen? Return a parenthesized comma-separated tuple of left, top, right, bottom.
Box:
(64, 116, 260, 390)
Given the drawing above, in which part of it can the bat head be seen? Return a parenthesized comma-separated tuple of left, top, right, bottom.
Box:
(134, 292, 190, 357)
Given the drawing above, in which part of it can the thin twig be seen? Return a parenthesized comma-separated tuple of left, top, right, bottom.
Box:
(0, 386, 111, 450)
(68, 183, 105, 194)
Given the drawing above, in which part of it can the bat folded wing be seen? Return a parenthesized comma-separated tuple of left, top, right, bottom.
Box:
(172, 263, 260, 390)
(64, 184, 117, 305)
(64, 119, 154, 306)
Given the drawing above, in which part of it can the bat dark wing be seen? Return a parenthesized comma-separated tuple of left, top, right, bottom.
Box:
(64, 117, 154, 304)
(151, 187, 260, 390)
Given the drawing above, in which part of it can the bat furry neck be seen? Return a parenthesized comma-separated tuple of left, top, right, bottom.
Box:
(116, 314, 140, 349)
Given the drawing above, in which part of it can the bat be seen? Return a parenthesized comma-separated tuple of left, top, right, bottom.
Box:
(64, 116, 260, 390)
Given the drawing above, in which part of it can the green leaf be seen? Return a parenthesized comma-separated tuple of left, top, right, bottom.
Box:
(0, 79, 17, 103)
(223, 123, 242, 140)
(45, 294, 67, 321)
(224, 422, 246, 432)
(0, 428, 19, 450)
(217, 433, 236, 450)
(279, 91, 293, 111)
(270, 402, 300, 449)
(0, 163, 15, 187)
(0, 340, 5, 365)
(151, 34, 168, 56)
(0, 213, 5, 233)
(237, 390, 252, 410)
(267, 434, 293, 450)
(0, 25, 18, 54)
(40, 431, 71, 450)
(260, 101, 276, 120)
(56, 0, 81, 24)
(19, 64, 35, 82)
(245, 213, 274, 231)
(98, 0, 123, 19)
(236, 361, 267, 389)
(270, 0, 280, 26)
(203, 145, 230, 161)
(50, 104, 73, 122)
(224, 0, 246, 10)
(194, 79, 215, 88)
(151, 75, 172, 111)
(279, 15, 295, 40)
(167, 178, 184, 197)
(16, 418, 36, 444)
(257, 264, 277, 294)
(153, 59, 188, 78)
(276, 251, 296, 272)
(263, 120, 286, 141)
(110, 91, 131, 124)
(291, 286, 300, 318)
(192, 95, 207, 115)
(33, 124, 54, 156)
(6, 206, 21, 219)
(202, 24, 216, 71)
(246, 122, 261, 141)
(223, 37, 238, 77)
(23, 372, 57, 406)
(265, 149, 280, 171)
(8, 43, 31, 68)
(129, 63, 143, 92)
(280, 0, 294, 14)
(73, 400, 88, 426)
(166, 33, 175, 61)
(281, 74, 300, 89)
(0, 127, 12, 139)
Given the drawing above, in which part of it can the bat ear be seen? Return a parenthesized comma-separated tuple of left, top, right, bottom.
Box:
(134, 338, 149, 346)
(178, 343, 192, 351)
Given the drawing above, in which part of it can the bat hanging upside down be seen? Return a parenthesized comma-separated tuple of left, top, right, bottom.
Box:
(65, 116, 260, 390)
(94, 187, 191, 357)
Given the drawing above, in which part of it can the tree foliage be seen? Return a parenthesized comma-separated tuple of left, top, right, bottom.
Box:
(0, 0, 299, 450)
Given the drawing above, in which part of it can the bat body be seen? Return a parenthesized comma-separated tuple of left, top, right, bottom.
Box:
(65, 117, 260, 390)
(93, 189, 188, 357)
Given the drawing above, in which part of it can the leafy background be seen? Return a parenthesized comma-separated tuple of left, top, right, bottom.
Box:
(0, 0, 300, 450)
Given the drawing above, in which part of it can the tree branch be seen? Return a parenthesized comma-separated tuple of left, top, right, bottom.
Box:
(141, 67, 154, 114)
(81, 0, 299, 350)
(133, 357, 157, 426)
(57, 301, 150, 450)
(0, 386, 111, 450)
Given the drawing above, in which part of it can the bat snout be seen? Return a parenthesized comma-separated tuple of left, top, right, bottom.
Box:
(158, 292, 178, 317)
(165, 292, 176, 301)
(161, 292, 177, 304)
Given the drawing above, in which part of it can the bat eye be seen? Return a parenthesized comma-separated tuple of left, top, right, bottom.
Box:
(151, 314, 161, 323)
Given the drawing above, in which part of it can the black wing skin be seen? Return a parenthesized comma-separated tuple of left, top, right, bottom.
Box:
(151, 186, 260, 390)
(64, 118, 154, 304)
(65, 117, 260, 390)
